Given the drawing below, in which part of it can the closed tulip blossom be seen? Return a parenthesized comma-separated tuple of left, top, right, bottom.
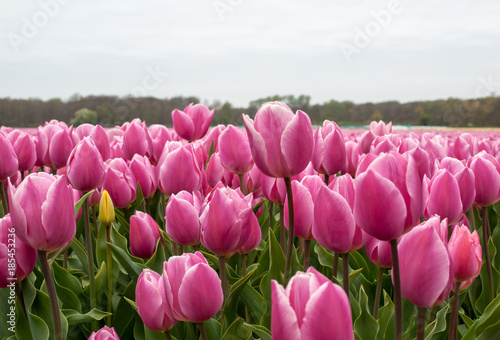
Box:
(422, 169, 463, 225)
(9, 173, 75, 253)
(102, 158, 137, 208)
(448, 224, 482, 283)
(7, 130, 36, 172)
(468, 151, 500, 206)
(149, 124, 172, 165)
(129, 154, 158, 199)
(200, 186, 253, 257)
(271, 267, 354, 340)
(236, 213, 261, 254)
(158, 144, 202, 196)
(88, 326, 120, 340)
(0, 214, 37, 287)
(136, 269, 177, 331)
(0, 132, 19, 181)
(66, 137, 106, 193)
(162, 252, 223, 322)
(397, 216, 452, 309)
(130, 211, 161, 259)
(122, 118, 153, 161)
(439, 157, 475, 213)
(219, 125, 254, 174)
(312, 121, 346, 177)
(165, 191, 202, 246)
(365, 237, 392, 268)
(242, 101, 314, 178)
(49, 126, 80, 169)
(172, 103, 214, 141)
(261, 175, 287, 205)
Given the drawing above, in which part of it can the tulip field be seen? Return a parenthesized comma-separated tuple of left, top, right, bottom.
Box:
(2, 102, 500, 340)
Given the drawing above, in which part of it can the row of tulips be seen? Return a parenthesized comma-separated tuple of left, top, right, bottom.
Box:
(1, 102, 500, 340)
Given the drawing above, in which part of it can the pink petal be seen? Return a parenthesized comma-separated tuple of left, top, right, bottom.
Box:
(271, 280, 301, 340)
(280, 110, 314, 177)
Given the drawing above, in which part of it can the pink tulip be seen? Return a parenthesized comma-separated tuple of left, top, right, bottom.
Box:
(102, 158, 137, 208)
(7, 130, 36, 172)
(200, 186, 253, 256)
(354, 151, 421, 241)
(261, 175, 287, 205)
(158, 144, 202, 196)
(312, 121, 346, 176)
(359, 130, 375, 154)
(172, 103, 214, 141)
(439, 157, 475, 212)
(219, 125, 254, 174)
(422, 169, 463, 224)
(165, 191, 202, 246)
(468, 151, 500, 206)
(242, 101, 314, 178)
(342, 141, 361, 177)
(129, 155, 157, 199)
(271, 267, 354, 340)
(365, 237, 392, 268)
(397, 216, 452, 308)
(122, 118, 153, 161)
(149, 124, 172, 165)
(66, 137, 106, 193)
(236, 213, 261, 254)
(0, 214, 37, 287)
(162, 252, 223, 322)
(205, 152, 228, 188)
(448, 224, 482, 282)
(9, 173, 75, 253)
(49, 126, 80, 169)
(231, 165, 263, 195)
(88, 326, 120, 340)
(136, 269, 177, 331)
(370, 120, 392, 136)
(130, 211, 161, 259)
(0, 132, 19, 181)
(202, 124, 225, 154)
(312, 185, 355, 254)
(284, 176, 324, 240)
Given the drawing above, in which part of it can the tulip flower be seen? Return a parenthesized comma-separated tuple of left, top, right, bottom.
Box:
(0, 214, 37, 287)
(0, 132, 19, 182)
(397, 216, 451, 309)
(312, 120, 346, 178)
(149, 124, 172, 165)
(202, 124, 225, 154)
(172, 103, 214, 141)
(242, 102, 314, 178)
(102, 158, 137, 208)
(366, 237, 392, 268)
(122, 118, 153, 161)
(88, 326, 120, 340)
(136, 269, 177, 331)
(200, 186, 253, 257)
(165, 191, 202, 246)
(66, 137, 106, 193)
(130, 211, 161, 259)
(358, 130, 375, 154)
(99, 190, 115, 224)
(261, 175, 287, 205)
(162, 252, 223, 322)
(370, 120, 392, 136)
(49, 126, 80, 169)
(439, 157, 475, 213)
(158, 144, 202, 196)
(219, 125, 253, 175)
(468, 151, 500, 207)
(9, 173, 75, 253)
(7, 130, 36, 172)
(422, 169, 463, 225)
(271, 267, 354, 340)
(129, 154, 158, 199)
(448, 224, 482, 283)
(236, 213, 261, 255)
(231, 165, 263, 195)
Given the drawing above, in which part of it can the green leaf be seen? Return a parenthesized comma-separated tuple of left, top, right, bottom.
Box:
(63, 308, 111, 324)
(244, 323, 272, 340)
(424, 305, 449, 339)
(114, 280, 137, 338)
(222, 318, 252, 340)
(240, 284, 266, 324)
(107, 243, 146, 280)
(354, 285, 379, 340)
(70, 238, 89, 274)
(144, 238, 166, 274)
(204, 318, 221, 340)
(75, 190, 95, 218)
(378, 291, 395, 340)
(51, 262, 82, 312)
(224, 268, 257, 329)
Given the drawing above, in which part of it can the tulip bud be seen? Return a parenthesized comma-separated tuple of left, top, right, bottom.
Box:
(129, 211, 161, 259)
(0, 132, 19, 181)
(158, 144, 202, 196)
(129, 154, 158, 199)
(88, 326, 120, 340)
(448, 224, 482, 283)
(219, 125, 253, 174)
(165, 191, 202, 246)
(122, 118, 153, 161)
(312, 121, 346, 176)
(99, 190, 115, 224)
(172, 103, 214, 141)
(102, 158, 137, 208)
(66, 137, 106, 193)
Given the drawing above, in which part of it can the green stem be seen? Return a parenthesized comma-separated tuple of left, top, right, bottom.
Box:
(268, 202, 274, 231)
(417, 307, 426, 340)
(0, 182, 9, 216)
(428, 306, 437, 324)
(481, 207, 494, 302)
(468, 207, 476, 232)
(199, 322, 208, 340)
(242, 253, 249, 322)
(303, 239, 311, 271)
(165, 330, 173, 340)
(15, 283, 29, 328)
(83, 198, 97, 331)
(332, 252, 339, 279)
(390, 238, 403, 340)
(38, 250, 62, 340)
(342, 253, 350, 301)
(373, 267, 384, 319)
(238, 173, 247, 195)
(324, 174, 330, 186)
(62, 250, 68, 269)
(283, 177, 294, 286)
(219, 256, 228, 332)
(106, 225, 113, 326)
(279, 204, 285, 254)
(145, 198, 151, 216)
(448, 282, 461, 340)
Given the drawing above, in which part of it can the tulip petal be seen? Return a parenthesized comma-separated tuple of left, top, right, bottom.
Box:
(242, 114, 274, 177)
(271, 280, 301, 340)
(166, 196, 201, 245)
(172, 109, 195, 140)
(281, 110, 314, 177)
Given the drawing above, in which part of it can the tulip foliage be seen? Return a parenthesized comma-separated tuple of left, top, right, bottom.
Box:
(1, 110, 500, 340)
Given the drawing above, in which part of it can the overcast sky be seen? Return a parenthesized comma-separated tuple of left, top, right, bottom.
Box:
(1, 0, 499, 107)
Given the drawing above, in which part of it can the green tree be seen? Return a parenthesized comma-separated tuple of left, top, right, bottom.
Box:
(70, 108, 98, 126)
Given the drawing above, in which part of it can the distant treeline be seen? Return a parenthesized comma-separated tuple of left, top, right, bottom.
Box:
(1, 93, 500, 127)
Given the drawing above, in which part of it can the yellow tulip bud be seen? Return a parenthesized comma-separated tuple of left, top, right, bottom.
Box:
(99, 190, 115, 224)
